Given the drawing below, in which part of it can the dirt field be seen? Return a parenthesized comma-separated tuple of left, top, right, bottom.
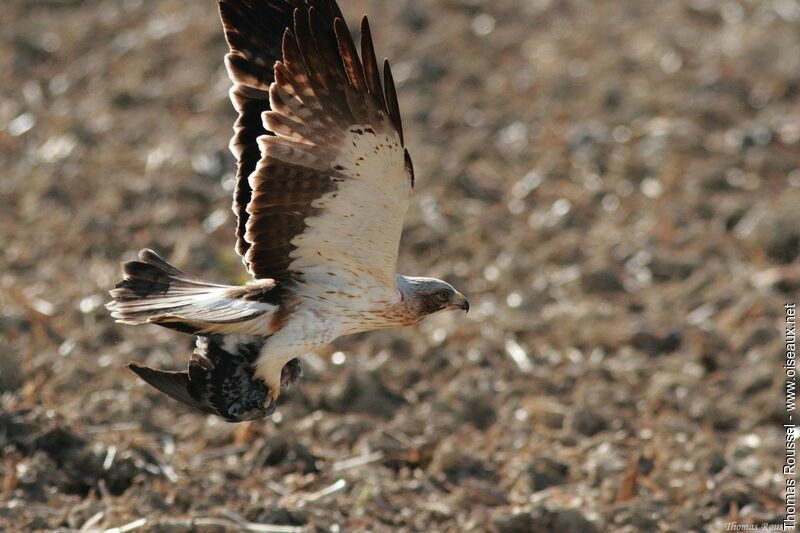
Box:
(1, 0, 798, 531)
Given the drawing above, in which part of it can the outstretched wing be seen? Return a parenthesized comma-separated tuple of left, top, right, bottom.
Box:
(219, 0, 414, 290)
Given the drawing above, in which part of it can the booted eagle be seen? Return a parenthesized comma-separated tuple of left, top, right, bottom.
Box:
(107, 0, 468, 422)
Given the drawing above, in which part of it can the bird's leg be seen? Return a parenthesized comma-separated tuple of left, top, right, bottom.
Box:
(254, 341, 308, 401)
(280, 358, 303, 389)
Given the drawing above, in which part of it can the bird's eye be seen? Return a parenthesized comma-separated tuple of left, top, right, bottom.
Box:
(437, 290, 450, 301)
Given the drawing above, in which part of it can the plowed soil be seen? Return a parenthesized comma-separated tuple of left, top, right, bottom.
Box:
(1, 0, 797, 531)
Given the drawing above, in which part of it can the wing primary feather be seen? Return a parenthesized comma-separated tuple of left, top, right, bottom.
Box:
(383, 58, 403, 145)
(303, 6, 339, 91)
(307, 8, 352, 127)
(404, 148, 415, 187)
(280, 28, 302, 76)
(360, 16, 386, 111)
(334, 18, 367, 92)
(293, 6, 324, 88)
(279, 29, 334, 126)
(308, 7, 344, 84)
(318, 0, 345, 23)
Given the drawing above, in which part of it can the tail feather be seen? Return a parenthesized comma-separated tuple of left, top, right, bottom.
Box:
(107, 249, 271, 334)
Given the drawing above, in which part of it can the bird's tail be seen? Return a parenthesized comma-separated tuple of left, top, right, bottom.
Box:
(107, 249, 266, 334)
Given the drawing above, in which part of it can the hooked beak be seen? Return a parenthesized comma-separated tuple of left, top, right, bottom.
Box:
(449, 291, 470, 313)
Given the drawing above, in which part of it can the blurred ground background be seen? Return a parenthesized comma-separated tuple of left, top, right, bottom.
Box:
(1, 0, 799, 531)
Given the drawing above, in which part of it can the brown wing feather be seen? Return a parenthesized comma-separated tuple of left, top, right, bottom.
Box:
(383, 58, 404, 146)
(333, 18, 367, 93)
(244, 160, 336, 279)
(219, 0, 300, 266)
(308, 6, 347, 87)
(360, 17, 387, 111)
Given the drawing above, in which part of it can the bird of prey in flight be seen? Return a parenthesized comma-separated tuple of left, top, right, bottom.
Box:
(107, 0, 469, 422)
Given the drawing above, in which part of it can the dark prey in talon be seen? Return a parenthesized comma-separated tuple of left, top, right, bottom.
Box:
(127, 335, 277, 422)
(107, 0, 469, 422)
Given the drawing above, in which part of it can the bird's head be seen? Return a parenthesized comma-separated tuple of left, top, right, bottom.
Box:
(398, 276, 469, 320)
